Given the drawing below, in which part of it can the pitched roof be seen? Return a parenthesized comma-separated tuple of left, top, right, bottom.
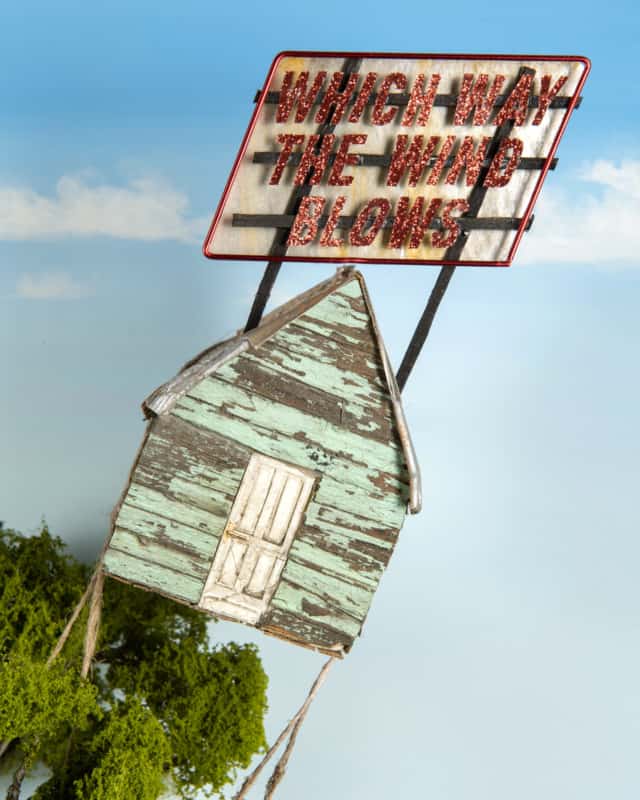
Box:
(143, 267, 421, 514)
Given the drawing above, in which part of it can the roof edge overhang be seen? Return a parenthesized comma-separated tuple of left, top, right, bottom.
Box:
(142, 267, 421, 514)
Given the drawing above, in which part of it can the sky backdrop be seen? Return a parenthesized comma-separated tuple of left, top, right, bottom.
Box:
(2, 1, 639, 798)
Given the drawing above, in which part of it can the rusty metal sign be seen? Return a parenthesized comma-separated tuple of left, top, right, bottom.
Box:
(203, 51, 590, 267)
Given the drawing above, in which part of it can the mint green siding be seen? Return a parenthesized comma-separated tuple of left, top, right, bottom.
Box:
(104, 277, 409, 655)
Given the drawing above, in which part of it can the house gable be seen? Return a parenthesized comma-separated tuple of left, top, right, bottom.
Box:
(103, 271, 417, 656)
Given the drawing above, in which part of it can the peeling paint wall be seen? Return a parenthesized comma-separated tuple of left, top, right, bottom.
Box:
(103, 278, 409, 654)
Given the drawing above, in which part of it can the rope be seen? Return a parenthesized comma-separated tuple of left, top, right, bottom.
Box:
(233, 656, 335, 800)
(81, 568, 105, 679)
(262, 704, 306, 800)
(46, 568, 99, 666)
(0, 566, 105, 790)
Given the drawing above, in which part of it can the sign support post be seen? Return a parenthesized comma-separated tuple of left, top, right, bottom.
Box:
(208, 51, 590, 381)
(244, 56, 364, 333)
(396, 65, 534, 389)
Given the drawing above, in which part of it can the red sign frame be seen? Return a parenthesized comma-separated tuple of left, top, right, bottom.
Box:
(203, 51, 590, 267)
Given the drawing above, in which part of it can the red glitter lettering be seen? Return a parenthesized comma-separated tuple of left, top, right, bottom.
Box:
(372, 73, 407, 125)
(432, 199, 469, 248)
(494, 73, 534, 127)
(319, 195, 347, 247)
(445, 136, 492, 186)
(483, 138, 524, 187)
(401, 74, 441, 126)
(277, 71, 327, 124)
(269, 133, 305, 185)
(427, 135, 457, 185)
(386, 135, 440, 187)
(315, 71, 359, 125)
(348, 72, 377, 123)
(389, 196, 442, 248)
(533, 75, 568, 125)
(454, 74, 506, 125)
(294, 135, 336, 185)
(287, 196, 326, 246)
(329, 134, 367, 186)
(349, 198, 390, 246)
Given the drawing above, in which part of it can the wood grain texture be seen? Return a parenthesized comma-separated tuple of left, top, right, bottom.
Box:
(105, 415, 252, 601)
(105, 276, 409, 654)
(114, 503, 219, 560)
(267, 580, 362, 635)
(261, 606, 354, 655)
(173, 384, 407, 498)
(108, 528, 210, 578)
(212, 354, 397, 445)
(103, 549, 204, 604)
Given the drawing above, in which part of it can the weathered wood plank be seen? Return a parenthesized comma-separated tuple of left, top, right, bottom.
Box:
(173, 393, 407, 503)
(214, 352, 398, 445)
(180, 378, 408, 485)
(123, 483, 227, 538)
(297, 293, 381, 351)
(334, 277, 367, 303)
(268, 579, 362, 636)
(269, 325, 388, 396)
(309, 280, 372, 327)
(134, 459, 236, 521)
(115, 502, 219, 560)
(110, 527, 211, 578)
(248, 279, 390, 407)
(149, 414, 249, 471)
(279, 558, 374, 620)
(103, 549, 204, 604)
(143, 415, 249, 495)
(288, 536, 381, 590)
(288, 310, 379, 357)
(125, 418, 246, 525)
(295, 523, 391, 578)
(310, 475, 407, 530)
(260, 606, 354, 654)
(218, 354, 342, 424)
(256, 335, 389, 409)
(225, 348, 393, 439)
(305, 501, 399, 547)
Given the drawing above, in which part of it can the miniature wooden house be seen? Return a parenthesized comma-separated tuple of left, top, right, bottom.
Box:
(103, 268, 421, 656)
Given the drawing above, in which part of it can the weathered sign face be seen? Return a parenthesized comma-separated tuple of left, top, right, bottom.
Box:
(203, 51, 589, 267)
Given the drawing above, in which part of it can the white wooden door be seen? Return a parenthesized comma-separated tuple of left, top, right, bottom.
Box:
(199, 454, 315, 624)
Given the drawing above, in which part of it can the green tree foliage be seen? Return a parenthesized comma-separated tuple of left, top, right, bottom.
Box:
(0, 653, 100, 766)
(0, 524, 268, 799)
(72, 699, 171, 800)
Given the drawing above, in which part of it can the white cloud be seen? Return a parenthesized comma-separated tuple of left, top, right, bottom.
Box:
(0, 174, 208, 242)
(518, 159, 640, 265)
(580, 159, 640, 200)
(16, 272, 94, 300)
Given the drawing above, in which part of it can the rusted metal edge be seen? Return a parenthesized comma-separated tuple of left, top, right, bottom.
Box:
(356, 276, 422, 515)
(253, 151, 558, 171)
(142, 269, 357, 417)
(243, 57, 364, 334)
(232, 213, 535, 232)
(246, 267, 358, 346)
(256, 89, 582, 110)
(140, 268, 421, 513)
(260, 623, 348, 658)
(143, 339, 250, 416)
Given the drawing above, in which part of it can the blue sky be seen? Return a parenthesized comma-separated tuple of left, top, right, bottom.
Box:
(2, 1, 639, 798)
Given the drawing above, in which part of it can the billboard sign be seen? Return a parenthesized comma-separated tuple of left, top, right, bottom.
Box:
(203, 52, 590, 267)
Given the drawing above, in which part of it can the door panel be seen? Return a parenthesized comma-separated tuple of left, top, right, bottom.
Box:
(199, 454, 315, 624)
(245, 552, 277, 598)
(254, 471, 288, 541)
(265, 476, 301, 544)
(218, 539, 248, 588)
